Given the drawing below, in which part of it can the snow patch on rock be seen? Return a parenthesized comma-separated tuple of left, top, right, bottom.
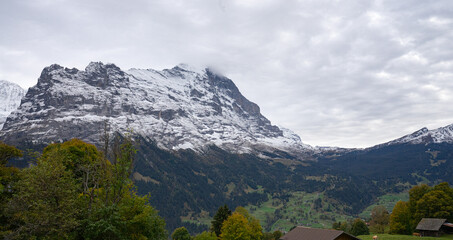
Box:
(1, 62, 312, 155)
(0, 80, 25, 129)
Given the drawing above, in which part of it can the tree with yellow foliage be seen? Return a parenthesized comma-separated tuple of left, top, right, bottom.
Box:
(5, 138, 167, 239)
(220, 207, 263, 240)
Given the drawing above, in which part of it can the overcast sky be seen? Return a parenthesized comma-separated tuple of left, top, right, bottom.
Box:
(1, 0, 453, 148)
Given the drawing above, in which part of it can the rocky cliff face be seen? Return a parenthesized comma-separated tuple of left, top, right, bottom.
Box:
(0, 80, 25, 129)
(0, 62, 311, 154)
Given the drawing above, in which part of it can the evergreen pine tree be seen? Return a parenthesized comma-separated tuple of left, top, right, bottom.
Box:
(211, 204, 232, 237)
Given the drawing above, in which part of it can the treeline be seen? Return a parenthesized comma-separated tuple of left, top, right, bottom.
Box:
(6, 133, 401, 234)
(0, 138, 166, 239)
(132, 137, 386, 232)
(0, 138, 283, 240)
(389, 182, 453, 234)
(333, 205, 389, 235)
(171, 204, 283, 240)
(319, 143, 453, 185)
(332, 218, 369, 236)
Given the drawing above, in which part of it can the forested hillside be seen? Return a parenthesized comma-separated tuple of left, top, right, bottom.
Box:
(318, 143, 453, 184)
(0, 138, 167, 239)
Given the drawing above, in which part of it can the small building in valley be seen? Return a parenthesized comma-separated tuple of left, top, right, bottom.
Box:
(416, 218, 453, 237)
(280, 226, 361, 240)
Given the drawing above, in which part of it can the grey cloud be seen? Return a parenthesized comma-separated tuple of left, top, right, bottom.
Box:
(1, 0, 453, 147)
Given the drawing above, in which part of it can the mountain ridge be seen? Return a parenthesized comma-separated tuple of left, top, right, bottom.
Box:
(0, 62, 312, 156)
(1, 62, 453, 233)
(367, 124, 453, 150)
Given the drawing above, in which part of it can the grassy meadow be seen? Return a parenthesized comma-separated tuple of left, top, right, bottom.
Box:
(359, 192, 409, 219)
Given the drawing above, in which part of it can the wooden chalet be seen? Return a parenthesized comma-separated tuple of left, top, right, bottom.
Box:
(280, 226, 361, 240)
(416, 218, 453, 237)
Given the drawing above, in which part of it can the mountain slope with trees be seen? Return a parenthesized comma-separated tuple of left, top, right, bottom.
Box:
(0, 138, 167, 239)
(2, 62, 453, 235)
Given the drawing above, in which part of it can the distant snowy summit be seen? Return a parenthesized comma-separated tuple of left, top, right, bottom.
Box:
(0, 80, 25, 129)
(383, 124, 453, 145)
(319, 124, 453, 153)
(0, 62, 312, 155)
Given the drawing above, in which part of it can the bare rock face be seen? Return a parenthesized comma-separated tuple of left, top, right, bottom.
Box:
(0, 80, 25, 129)
(1, 62, 312, 154)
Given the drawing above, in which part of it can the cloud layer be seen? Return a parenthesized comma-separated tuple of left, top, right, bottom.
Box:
(1, 0, 453, 147)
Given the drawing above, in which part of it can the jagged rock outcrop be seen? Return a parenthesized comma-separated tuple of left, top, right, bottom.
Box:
(0, 62, 312, 155)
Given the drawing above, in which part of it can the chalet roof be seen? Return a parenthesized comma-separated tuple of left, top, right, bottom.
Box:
(280, 226, 360, 240)
(443, 223, 453, 228)
(416, 218, 447, 231)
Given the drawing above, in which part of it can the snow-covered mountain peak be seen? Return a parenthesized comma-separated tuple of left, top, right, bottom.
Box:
(1, 62, 311, 155)
(0, 80, 25, 129)
(85, 61, 104, 72)
(174, 63, 207, 74)
(85, 62, 122, 74)
(382, 124, 453, 146)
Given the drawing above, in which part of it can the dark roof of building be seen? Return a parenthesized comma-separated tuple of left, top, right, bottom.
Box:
(280, 226, 360, 240)
(416, 218, 447, 231)
(443, 223, 453, 228)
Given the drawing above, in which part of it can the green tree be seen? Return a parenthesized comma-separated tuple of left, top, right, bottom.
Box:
(433, 182, 453, 198)
(339, 221, 351, 233)
(0, 142, 22, 237)
(263, 232, 274, 240)
(0, 141, 22, 164)
(388, 182, 453, 235)
(193, 231, 217, 240)
(41, 138, 107, 210)
(172, 227, 191, 240)
(5, 138, 167, 239)
(389, 201, 412, 234)
(211, 204, 232, 237)
(332, 221, 341, 230)
(0, 142, 22, 199)
(7, 153, 80, 239)
(272, 230, 282, 240)
(350, 218, 369, 236)
(76, 135, 167, 240)
(370, 205, 389, 233)
(82, 190, 167, 240)
(415, 190, 453, 222)
(262, 230, 283, 240)
(263, 230, 283, 240)
(408, 184, 430, 217)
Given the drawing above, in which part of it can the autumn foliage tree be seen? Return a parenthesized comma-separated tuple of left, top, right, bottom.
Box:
(220, 207, 263, 240)
(389, 182, 453, 235)
(389, 201, 412, 234)
(220, 213, 251, 240)
(3, 137, 167, 239)
(369, 205, 389, 233)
